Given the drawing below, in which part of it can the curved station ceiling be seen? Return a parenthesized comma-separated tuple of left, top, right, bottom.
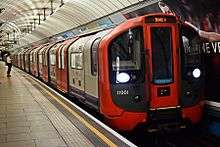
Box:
(0, 0, 163, 50)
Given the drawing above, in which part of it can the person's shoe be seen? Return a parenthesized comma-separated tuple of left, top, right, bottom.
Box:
(7, 74, 11, 77)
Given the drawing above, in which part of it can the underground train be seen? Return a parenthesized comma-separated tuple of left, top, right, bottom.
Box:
(12, 13, 204, 131)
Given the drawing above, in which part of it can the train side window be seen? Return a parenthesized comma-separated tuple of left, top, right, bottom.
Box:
(35, 52, 37, 63)
(43, 53, 46, 66)
(30, 54, 33, 63)
(70, 53, 76, 68)
(32, 53, 35, 63)
(39, 54, 43, 64)
(61, 45, 65, 69)
(32, 53, 34, 63)
(58, 46, 63, 69)
(45, 50, 48, 66)
(33, 52, 35, 63)
(71, 52, 83, 69)
(75, 53, 83, 69)
(91, 38, 101, 76)
(50, 54, 56, 65)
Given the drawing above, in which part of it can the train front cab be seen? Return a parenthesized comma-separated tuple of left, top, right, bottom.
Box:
(99, 14, 203, 131)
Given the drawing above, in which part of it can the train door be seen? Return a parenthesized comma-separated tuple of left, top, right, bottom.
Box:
(30, 49, 35, 75)
(24, 49, 29, 71)
(49, 44, 58, 87)
(84, 37, 101, 109)
(56, 44, 64, 92)
(42, 46, 51, 83)
(60, 44, 68, 92)
(24, 50, 29, 72)
(56, 38, 76, 93)
(144, 15, 179, 110)
(38, 45, 48, 80)
(34, 47, 40, 77)
(17, 52, 21, 68)
(84, 30, 113, 110)
(26, 47, 35, 73)
(20, 50, 24, 70)
(68, 36, 92, 98)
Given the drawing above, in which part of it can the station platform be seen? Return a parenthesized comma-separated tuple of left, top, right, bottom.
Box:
(0, 61, 135, 147)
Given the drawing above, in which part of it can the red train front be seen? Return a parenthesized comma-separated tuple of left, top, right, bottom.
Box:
(99, 13, 204, 131)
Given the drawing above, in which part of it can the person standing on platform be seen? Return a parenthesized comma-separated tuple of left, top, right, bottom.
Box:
(6, 53, 12, 77)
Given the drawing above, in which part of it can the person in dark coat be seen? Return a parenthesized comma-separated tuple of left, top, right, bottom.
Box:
(6, 53, 12, 77)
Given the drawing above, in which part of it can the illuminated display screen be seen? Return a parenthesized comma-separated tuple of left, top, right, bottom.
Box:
(145, 15, 176, 23)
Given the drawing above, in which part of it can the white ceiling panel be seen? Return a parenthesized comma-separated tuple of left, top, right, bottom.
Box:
(0, 0, 149, 48)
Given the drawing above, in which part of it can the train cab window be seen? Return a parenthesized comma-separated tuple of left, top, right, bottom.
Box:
(50, 54, 56, 65)
(151, 27, 173, 84)
(71, 53, 83, 69)
(91, 38, 101, 76)
(109, 27, 142, 71)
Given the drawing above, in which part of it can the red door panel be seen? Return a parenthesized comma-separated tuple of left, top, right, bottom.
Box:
(57, 37, 78, 93)
(145, 23, 179, 109)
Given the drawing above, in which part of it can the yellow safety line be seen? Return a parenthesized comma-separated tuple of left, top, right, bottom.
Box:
(29, 77, 117, 147)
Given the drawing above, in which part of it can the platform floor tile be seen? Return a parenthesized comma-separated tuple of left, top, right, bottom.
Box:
(0, 61, 96, 147)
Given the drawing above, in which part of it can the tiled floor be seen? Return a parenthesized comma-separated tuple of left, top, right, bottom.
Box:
(0, 62, 94, 147)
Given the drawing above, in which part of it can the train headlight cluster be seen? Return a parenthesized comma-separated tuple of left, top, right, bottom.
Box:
(116, 72, 130, 83)
(192, 68, 201, 78)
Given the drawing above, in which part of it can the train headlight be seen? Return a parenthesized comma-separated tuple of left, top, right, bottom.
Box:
(192, 68, 201, 78)
(116, 72, 130, 83)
